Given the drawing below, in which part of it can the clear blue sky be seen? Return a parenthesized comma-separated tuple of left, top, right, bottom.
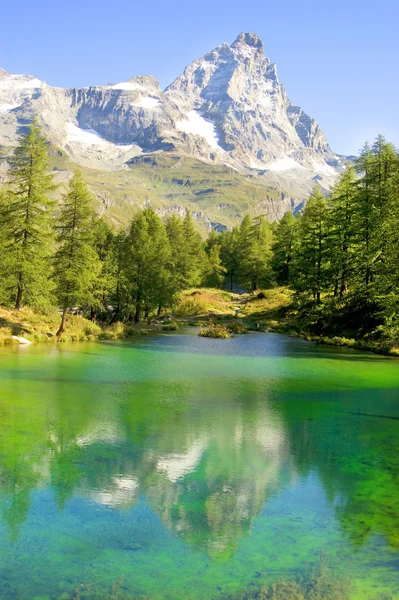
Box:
(1, 0, 398, 156)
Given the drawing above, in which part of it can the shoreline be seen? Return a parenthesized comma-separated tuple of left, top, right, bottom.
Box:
(2, 286, 399, 358)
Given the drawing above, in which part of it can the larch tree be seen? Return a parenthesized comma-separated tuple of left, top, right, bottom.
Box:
(125, 208, 170, 323)
(327, 166, 357, 297)
(203, 242, 226, 288)
(182, 211, 207, 286)
(219, 228, 240, 291)
(237, 214, 273, 290)
(293, 187, 329, 305)
(53, 172, 100, 336)
(272, 211, 297, 285)
(0, 120, 56, 309)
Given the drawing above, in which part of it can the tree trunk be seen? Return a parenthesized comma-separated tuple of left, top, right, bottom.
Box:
(15, 284, 23, 311)
(339, 276, 347, 298)
(110, 282, 121, 324)
(134, 287, 142, 323)
(56, 309, 67, 337)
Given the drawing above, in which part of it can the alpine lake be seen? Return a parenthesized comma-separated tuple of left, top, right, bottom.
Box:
(0, 330, 398, 599)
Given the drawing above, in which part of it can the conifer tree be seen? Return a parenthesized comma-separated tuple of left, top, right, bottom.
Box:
(293, 187, 329, 305)
(53, 172, 100, 336)
(143, 208, 171, 318)
(381, 162, 399, 335)
(165, 214, 190, 293)
(327, 167, 357, 297)
(182, 211, 207, 286)
(272, 211, 297, 284)
(109, 231, 130, 323)
(0, 120, 56, 309)
(353, 138, 398, 301)
(353, 143, 374, 295)
(203, 243, 226, 288)
(236, 215, 273, 290)
(219, 228, 240, 291)
(125, 208, 170, 322)
(90, 217, 116, 318)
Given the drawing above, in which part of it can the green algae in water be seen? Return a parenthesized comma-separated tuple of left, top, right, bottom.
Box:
(0, 333, 398, 599)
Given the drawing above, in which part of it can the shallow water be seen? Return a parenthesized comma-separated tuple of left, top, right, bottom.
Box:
(0, 332, 398, 599)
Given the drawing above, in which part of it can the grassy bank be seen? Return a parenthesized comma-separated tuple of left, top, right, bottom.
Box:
(171, 288, 399, 357)
(0, 306, 102, 345)
(0, 305, 177, 346)
(2, 287, 398, 356)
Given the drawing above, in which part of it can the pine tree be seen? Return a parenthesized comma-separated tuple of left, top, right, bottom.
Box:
(236, 215, 273, 290)
(125, 208, 170, 322)
(353, 143, 374, 294)
(165, 214, 190, 294)
(372, 143, 399, 333)
(142, 208, 171, 318)
(219, 228, 240, 291)
(109, 231, 130, 323)
(0, 120, 56, 309)
(203, 243, 226, 288)
(272, 211, 297, 284)
(353, 138, 398, 302)
(182, 211, 207, 286)
(0, 187, 10, 304)
(293, 187, 329, 305)
(53, 172, 100, 336)
(90, 217, 116, 318)
(327, 167, 357, 297)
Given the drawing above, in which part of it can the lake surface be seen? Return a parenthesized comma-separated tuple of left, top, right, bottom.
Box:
(0, 332, 398, 599)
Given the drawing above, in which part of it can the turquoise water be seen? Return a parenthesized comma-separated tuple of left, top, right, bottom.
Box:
(0, 332, 398, 599)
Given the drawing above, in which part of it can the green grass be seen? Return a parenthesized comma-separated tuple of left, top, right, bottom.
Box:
(173, 288, 236, 317)
(0, 306, 101, 345)
(44, 149, 284, 231)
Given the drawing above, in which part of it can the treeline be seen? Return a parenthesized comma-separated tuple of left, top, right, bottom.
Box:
(1, 122, 398, 341)
(216, 135, 399, 339)
(0, 122, 221, 334)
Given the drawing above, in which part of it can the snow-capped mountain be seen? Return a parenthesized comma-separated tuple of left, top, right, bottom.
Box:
(0, 33, 346, 202)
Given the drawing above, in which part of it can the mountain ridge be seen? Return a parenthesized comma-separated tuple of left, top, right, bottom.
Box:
(0, 33, 348, 228)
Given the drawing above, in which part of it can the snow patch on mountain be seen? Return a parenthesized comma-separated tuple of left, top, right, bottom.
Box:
(66, 123, 134, 150)
(111, 81, 145, 91)
(267, 157, 304, 171)
(0, 75, 42, 90)
(131, 96, 160, 109)
(176, 111, 222, 151)
(0, 102, 22, 113)
(67, 123, 109, 146)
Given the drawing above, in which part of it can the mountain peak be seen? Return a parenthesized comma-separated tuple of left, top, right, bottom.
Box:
(0, 36, 344, 211)
(232, 32, 264, 52)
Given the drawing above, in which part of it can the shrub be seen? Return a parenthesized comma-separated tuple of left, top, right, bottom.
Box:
(227, 319, 248, 334)
(162, 321, 179, 331)
(108, 321, 126, 336)
(199, 325, 231, 339)
(83, 322, 101, 336)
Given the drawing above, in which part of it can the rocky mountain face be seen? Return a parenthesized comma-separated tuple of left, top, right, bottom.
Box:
(0, 33, 346, 225)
